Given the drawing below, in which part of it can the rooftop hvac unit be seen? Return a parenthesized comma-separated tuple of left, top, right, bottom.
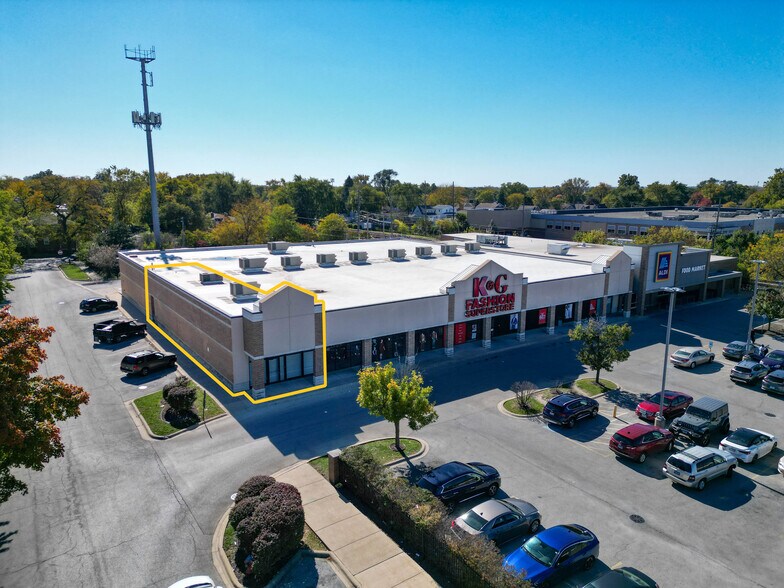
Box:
(267, 241, 290, 254)
(230, 281, 259, 300)
(238, 256, 267, 273)
(280, 255, 302, 269)
(388, 248, 406, 260)
(348, 251, 368, 264)
(441, 243, 458, 256)
(476, 234, 496, 244)
(464, 242, 481, 253)
(546, 243, 571, 255)
(316, 253, 336, 267)
(415, 246, 433, 257)
(199, 272, 223, 284)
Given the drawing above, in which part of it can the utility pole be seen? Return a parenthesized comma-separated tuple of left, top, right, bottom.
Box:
(126, 45, 163, 250)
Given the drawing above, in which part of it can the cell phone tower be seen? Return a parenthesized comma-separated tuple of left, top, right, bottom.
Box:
(125, 45, 163, 250)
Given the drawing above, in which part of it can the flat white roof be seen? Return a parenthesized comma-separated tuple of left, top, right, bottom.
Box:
(121, 237, 614, 317)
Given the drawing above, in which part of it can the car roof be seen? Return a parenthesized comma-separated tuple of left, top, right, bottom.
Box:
(535, 524, 593, 550)
(678, 446, 728, 461)
(736, 360, 761, 368)
(689, 396, 727, 411)
(725, 428, 768, 445)
(469, 499, 511, 520)
(548, 393, 581, 406)
(615, 423, 659, 440)
(727, 341, 746, 347)
(126, 350, 156, 358)
(675, 347, 702, 353)
(766, 369, 784, 377)
(765, 349, 784, 356)
(424, 461, 473, 483)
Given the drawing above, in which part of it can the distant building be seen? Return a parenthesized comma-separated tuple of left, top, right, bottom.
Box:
(411, 205, 455, 220)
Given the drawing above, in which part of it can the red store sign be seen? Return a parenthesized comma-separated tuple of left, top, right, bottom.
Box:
(464, 274, 516, 317)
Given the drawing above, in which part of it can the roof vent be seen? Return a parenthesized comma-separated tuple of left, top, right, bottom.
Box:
(546, 243, 571, 255)
(199, 272, 223, 284)
(415, 246, 433, 258)
(388, 248, 407, 261)
(440, 243, 459, 256)
(230, 281, 259, 301)
(316, 253, 337, 267)
(464, 242, 482, 253)
(349, 251, 368, 264)
(267, 241, 290, 254)
(239, 256, 267, 273)
(280, 255, 302, 270)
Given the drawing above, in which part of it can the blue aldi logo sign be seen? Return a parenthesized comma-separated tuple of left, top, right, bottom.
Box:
(655, 251, 673, 282)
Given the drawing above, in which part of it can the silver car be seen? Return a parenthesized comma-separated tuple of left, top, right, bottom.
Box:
(663, 446, 737, 491)
(670, 347, 714, 369)
(452, 497, 540, 543)
(761, 369, 784, 395)
(730, 360, 768, 384)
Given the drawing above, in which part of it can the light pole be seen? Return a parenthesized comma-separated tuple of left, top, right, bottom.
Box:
(656, 286, 685, 428)
(746, 259, 766, 349)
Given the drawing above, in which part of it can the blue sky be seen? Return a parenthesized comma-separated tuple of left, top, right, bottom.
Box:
(2, 1, 782, 187)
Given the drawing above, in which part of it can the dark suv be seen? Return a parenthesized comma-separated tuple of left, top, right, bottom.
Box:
(543, 394, 599, 428)
(669, 396, 730, 446)
(120, 350, 177, 376)
(416, 461, 500, 505)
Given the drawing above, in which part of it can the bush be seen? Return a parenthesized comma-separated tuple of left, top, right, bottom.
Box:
(512, 381, 538, 412)
(162, 376, 197, 415)
(234, 474, 276, 505)
(86, 245, 120, 279)
(229, 496, 261, 529)
(162, 375, 190, 401)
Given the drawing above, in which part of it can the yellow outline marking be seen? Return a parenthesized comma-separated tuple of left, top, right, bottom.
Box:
(143, 262, 327, 404)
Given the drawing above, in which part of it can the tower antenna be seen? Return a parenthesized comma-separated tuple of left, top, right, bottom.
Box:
(125, 45, 163, 250)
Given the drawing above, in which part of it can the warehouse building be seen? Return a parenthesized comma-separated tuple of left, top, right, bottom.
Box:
(118, 234, 737, 400)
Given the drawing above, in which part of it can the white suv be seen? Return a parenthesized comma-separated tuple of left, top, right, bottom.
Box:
(663, 446, 737, 491)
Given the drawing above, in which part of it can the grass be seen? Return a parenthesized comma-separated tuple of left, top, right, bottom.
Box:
(575, 378, 617, 396)
(360, 438, 423, 464)
(310, 456, 329, 478)
(223, 521, 236, 552)
(503, 397, 544, 415)
(303, 524, 327, 551)
(133, 387, 225, 436)
(61, 263, 90, 280)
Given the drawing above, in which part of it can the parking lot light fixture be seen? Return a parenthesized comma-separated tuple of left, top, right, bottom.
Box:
(746, 260, 766, 348)
(656, 286, 685, 429)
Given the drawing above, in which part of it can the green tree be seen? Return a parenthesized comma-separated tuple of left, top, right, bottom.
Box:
(274, 176, 339, 221)
(390, 182, 424, 212)
(316, 213, 349, 241)
(560, 178, 590, 203)
(505, 193, 526, 208)
(0, 192, 23, 299)
(573, 229, 610, 244)
(743, 233, 784, 283)
(745, 168, 784, 208)
(264, 204, 300, 241)
(0, 307, 90, 502)
(568, 319, 632, 383)
(632, 226, 709, 249)
(750, 288, 784, 330)
(86, 245, 120, 280)
(585, 182, 613, 204)
(371, 169, 399, 210)
(476, 188, 498, 203)
(356, 363, 438, 450)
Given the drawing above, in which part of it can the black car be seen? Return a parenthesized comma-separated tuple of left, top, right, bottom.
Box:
(120, 350, 177, 376)
(80, 297, 118, 313)
(93, 319, 147, 344)
(416, 461, 500, 505)
(543, 393, 599, 428)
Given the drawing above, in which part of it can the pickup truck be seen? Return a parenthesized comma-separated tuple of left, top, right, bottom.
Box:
(93, 319, 147, 344)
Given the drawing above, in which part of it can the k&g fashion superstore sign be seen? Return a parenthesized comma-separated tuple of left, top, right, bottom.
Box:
(464, 274, 516, 317)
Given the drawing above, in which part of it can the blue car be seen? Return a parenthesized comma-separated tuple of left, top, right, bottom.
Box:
(503, 524, 599, 587)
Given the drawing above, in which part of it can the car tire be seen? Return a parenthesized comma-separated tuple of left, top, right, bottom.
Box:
(722, 420, 730, 434)
(590, 407, 598, 418)
(486, 483, 499, 497)
(567, 418, 576, 429)
(666, 440, 674, 452)
(584, 555, 596, 570)
(142, 367, 149, 376)
(638, 452, 647, 464)
(697, 478, 707, 491)
(709, 355, 713, 363)
(690, 362, 696, 369)
(529, 519, 540, 534)
(726, 465, 735, 478)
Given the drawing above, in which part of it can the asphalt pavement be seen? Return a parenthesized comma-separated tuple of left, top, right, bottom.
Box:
(1, 270, 781, 588)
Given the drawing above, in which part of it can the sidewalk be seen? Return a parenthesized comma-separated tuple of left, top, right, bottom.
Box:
(274, 463, 437, 588)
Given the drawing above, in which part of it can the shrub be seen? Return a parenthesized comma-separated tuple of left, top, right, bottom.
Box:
(229, 496, 261, 529)
(512, 381, 538, 412)
(164, 381, 197, 415)
(162, 375, 190, 402)
(234, 474, 276, 504)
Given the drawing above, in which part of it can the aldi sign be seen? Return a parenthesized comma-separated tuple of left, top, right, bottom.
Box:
(655, 251, 672, 282)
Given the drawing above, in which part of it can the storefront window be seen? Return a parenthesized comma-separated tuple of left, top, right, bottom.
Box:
(454, 319, 484, 345)
(415, 327, 445, 353)
(491, 313, 519, 338)
(581, 299, 600, 320)
(327, 341, 363, 372)
(266, 351, 314, 385)
(556, 303, 576, 324)
(525, 307, 549, 330)
(371, 332, 407, 362)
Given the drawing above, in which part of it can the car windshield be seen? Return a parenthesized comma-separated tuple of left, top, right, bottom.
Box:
(122, 356, 140, 364)
(645, 393, 671, 407)
(612, 432, 637, 444)
(725, 429, 757, 447)
(767, 351, 784, 361)
(685, 406, 711, 419)
(667, 457, 691, 471)
(545, 403, 564, 413)
(727, 343, 744, 350)
(522, 536, 558, 568)
(767, 374, 784, 384)
(462, 510, 488, 531)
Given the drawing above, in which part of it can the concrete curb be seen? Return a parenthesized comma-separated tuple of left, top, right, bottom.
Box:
(127, 396, 227, 440)
(497, 380, 617, 419)
(213, 507, 243, 588)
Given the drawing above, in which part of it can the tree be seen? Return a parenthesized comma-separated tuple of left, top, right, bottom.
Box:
(560, 178, 590, 204)
(390, 182, 424, 212)
(316, 213, 349, 241)
(585, 182, 613, 204)
(0, 307, 90, 502)
(264, 204, 300, 241)
(0, 192, 23, 300)
(573, 229, 610, 244)
(371, 169, 399, 209)
(751, 289, 784, 330)
(86, 245, 120, 280)
(356, 363, 438, 450)
(632, 226, 709, 249)
(505, 193, 526, 208)
(568, 319, 632, 383)
(744, 168, 784, 209)
(274, 176, 339, 221)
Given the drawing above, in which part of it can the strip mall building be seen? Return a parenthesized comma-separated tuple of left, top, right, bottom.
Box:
(118, 234, 740, 399)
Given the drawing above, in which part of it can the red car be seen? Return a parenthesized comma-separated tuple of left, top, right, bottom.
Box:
(635, 391, 693, 422)
(610, 424, 675, 463)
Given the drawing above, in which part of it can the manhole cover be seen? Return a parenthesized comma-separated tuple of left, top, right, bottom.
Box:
(764, 412, 776, 417)
(629, 514, 645, 524)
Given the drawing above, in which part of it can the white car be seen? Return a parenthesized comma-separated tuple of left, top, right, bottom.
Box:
(670, 347, 715, 369)
(167, 577, 222, 588)
(719, 428, 778, 464)
(779, 456, 784, 477)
